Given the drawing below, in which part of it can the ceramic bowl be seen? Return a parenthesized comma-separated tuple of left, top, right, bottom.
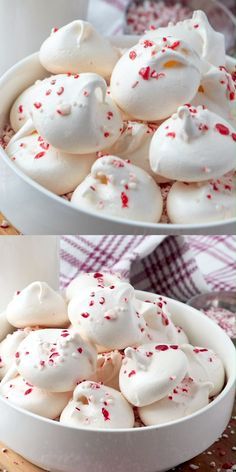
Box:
(0, 291, 235, 472)
(0, 38, 235, 235)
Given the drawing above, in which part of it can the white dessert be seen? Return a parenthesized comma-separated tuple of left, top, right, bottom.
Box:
(71, 155, 163, 223)
(6, 132, 96, 195)
(40, 21, 120, 80)
(10, 85, 36, 132)
(15, 328, 97, 392)
(6, 282, 68, 328)
(60, 381, 134, 429)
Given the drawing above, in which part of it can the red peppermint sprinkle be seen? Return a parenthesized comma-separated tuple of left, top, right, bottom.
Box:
(53, 27, 59, 33)
(61, 332, 70, 337)
(24, 388, 33, 395)
(194, 24, 199, 28)
(215, 123, 230, 136)
(81, 312, 90, 318)
(207, 194, 212, 199)
(104, 132, 110, 138)
(232, 133, 236, 141)
(94, 272, 103, 278)
(121, 192, 129, 208)
(229, 91, 235, 101)
(77, 348, 83, 354)
(46, 89, 52, 96)
(168, 40, 180, 50)
(143, 40, 154, 48)
(99, 297, 105, 305)
(18, 105, 23, 114)
(57, 87, 64, 96)
(139, 66, 151, 80)
(35, 152, 45, 160)
(129, 50, 137, 60)
(155, 345, 168, 351)
(34, 102, 42, 109)
(166, 132, 176, 138)
(15, 352, 20, 358)
(40, 142, 50, 151)
(128, 370, 136, 378)
(102, 407, 110, 421)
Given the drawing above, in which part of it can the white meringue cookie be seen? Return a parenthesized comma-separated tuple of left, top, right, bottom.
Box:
(139, 377, 211, 426)
(119, 343, 188, 407)
(149, 106, 236, 182)
(15, 329, 97, 392)
(192, 65, 236, 122)
(68, 283, 146, 351)
(6, 282, 68, 328)
(110, 36, 201, 121)
(6, 132, 96, 196)
(60, 381, 134, 429)
(10, 85, 36, 132)
(40, 21, 120, 80)
(181, 344, 225, 397)
(66, 272, 124, 302)
(0, 374, 71, 419)
(167, 173, 236, 224)
(0, 311, 14, 343)
(89, 351, 123, 390)
(102, 121, 169, 183)
(17, 73, 122, 154)
(71, 155, 163, 223)
(0, 330, 28, 380)
(144, 10, 226, 68)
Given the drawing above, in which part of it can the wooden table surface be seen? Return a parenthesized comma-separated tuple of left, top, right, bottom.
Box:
(0, 403, 235, 472)
(0, 213, 19, 235)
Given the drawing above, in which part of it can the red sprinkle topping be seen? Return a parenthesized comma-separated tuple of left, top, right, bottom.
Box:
(15, 352, 20, 358)
(155, 345, 168, 351)
(77, 348, 83, 354)
(24, 388, 33, 396)
(215, 123, 230, 136)
(129, 50, 137, 60)
(35, 152, 45, 160)
(104, 132, 110, 138)
(34, 102, 42, 109)
(121, 192, 129, 208)
(94, 273, 103, 278)
(40, 142, 50, 151)
(61, 332, 70, 338)
(166, 132, 176, 138)
(128, 370, 136, 378)
(81, 312, 90, 318)
(139, 66, 151, 80)
(57, 87, 64, 96)
(102, 407, 110, 421)
(168, 40, 180, 50)
(18, 105, 23, 113)
(232, 133, 236, 141)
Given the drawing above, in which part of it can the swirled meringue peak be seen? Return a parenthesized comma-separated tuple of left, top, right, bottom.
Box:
(110, 36, 201, 121)
(40, 20, 120, 80)
(144, 10, 226, 68)
(66, 272, 124, 301)
(149, 105, 236, 182)
(0, 330, 28, 380)
(139, 376, 211, 426)
(119, 343, 188, 407)
(60, 381, 134, 429)
(6, 282, 68, 328)
(15, 329, 97, 392)
(192, 65, 236, 122)
(10, 85, 36, 132)
(167, 173, 236, 224)
(68, 282, 145, 351)
(71, 155, 163, 223)
(6, 132, 96, 195)
(0, 374, 71, 419)
(24, 73, 122, 154)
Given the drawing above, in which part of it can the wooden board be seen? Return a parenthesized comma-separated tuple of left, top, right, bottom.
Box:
(0, 402, 235, 472)
(0, 213, 20, 235)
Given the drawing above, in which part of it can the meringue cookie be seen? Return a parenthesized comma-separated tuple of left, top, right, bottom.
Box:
(89, 351, 123, 390)
(20, 73, 122, 155)
(6, 132, 96, 195)
(6, 282, 68, 328)
(192, 65, 236, 122)
(68, 282, 146, 351)
(0, 330, 28, 380)
(60, 381, 134, 429)
(10, 85, 36, 132)
(149, 106, 236, 182)
(0, 311, 14, 343)
(119, 343, 188, 407)
(40, 21, 120, 80)
(110, 36, 201, 121)
(167, 173, 236, 224)
(66, 272, 124, 302)
(144, 10, 226, 68)
(182, 344, 225, 397)
(0, 374, 71, 419)
(139, 377, 211, 426)
(15, 329, 97, 392)
(71, 155, 163, 223)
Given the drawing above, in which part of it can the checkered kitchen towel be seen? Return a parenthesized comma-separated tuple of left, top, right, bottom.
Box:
(60, 235, 236, 299)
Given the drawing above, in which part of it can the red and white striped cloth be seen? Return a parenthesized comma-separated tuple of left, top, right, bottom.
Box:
(60, 235, 236, 297)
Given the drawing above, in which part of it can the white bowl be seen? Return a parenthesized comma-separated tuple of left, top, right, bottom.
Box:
(0, 38, 235, 235)
(0, 291, 235, 472)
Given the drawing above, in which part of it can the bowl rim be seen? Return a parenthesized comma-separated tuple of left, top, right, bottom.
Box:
(0, 50, 236, 231)
(0, 291, 235, 434)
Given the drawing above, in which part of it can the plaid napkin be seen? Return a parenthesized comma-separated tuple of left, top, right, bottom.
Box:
(60, 235, 236, 298)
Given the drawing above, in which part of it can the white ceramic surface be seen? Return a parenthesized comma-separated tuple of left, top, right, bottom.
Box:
(0, 291, 235, 472)
(0, 39, 235, 235)
(0, 236, 59, 311)
(0, 0, 88, 75)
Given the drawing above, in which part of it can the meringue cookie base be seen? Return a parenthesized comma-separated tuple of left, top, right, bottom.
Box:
(0, 291, 235, 472)
(0, 47, 235, 234)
